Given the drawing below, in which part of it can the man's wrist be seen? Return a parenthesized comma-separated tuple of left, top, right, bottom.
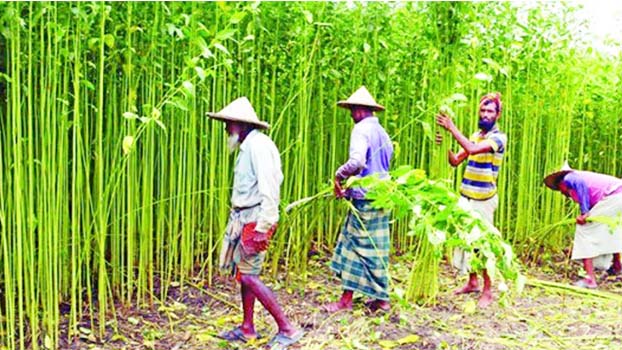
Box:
(449, 125, 459, 136)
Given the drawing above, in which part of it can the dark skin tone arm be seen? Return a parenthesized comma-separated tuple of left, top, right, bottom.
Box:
(558, 181, 589, 225)
(435, 113, 494, 166)
(334, 177, 345, 198)
(447, 148, 468, 167)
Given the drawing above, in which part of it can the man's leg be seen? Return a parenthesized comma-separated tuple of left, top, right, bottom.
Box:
(454, 272, 480, 294)
(240, 279, 259, 337)
(218, 275, 261, 342)
(579, 258, 598, 288)
(469, 196, 497, 306)
(612, 253, 622, 273)
(478, 269, 493, 308)
(323, 290, 353, 313)
(239, 274, 299, 337)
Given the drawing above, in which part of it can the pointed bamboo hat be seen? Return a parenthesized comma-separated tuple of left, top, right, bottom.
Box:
(543, 161, 573, 190)
(337, 86, 385, 111)
(206, 97, 270, 129)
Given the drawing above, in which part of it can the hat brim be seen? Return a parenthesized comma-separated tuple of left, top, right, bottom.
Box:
(206, 112, 270, 129)
(543, 170, 573, 190)
(336, 101, 385, 112)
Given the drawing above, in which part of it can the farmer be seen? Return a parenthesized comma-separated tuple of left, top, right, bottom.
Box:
(208, 97, 303, 348)
(435, 92, 507, 308)
(544, 164, 622, 288)
(325, 86, 394, 313)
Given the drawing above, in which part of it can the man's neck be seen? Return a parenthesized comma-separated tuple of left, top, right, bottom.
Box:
(479, 125, 497, 135)
(354, 114, 374, 123)
(238, 128, 255, 143)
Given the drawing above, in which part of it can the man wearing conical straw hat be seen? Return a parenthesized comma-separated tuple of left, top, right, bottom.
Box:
(436, 92, 507, 308)
(544, 163, 622, 288)
(325, 86, 394, 313)
(207, 97, 303, 348)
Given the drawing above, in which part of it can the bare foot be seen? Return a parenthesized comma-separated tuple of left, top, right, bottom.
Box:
(477, 290, 493, 308)
(323, 300, 352, 313)
(573, 278, 597, 289)
(454, 283, 481, 295)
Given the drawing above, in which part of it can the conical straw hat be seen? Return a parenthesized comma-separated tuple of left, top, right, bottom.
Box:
(206, 97, 270, 129)
(543, 161, 573, 190)
(337, 86, 385, 111)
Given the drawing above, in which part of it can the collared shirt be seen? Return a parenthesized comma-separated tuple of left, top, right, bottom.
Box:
(460, 126, 507, 200)
(563, 171, 622, 214)
(336, 117, 393, 199)
(231, 129, 283, 233)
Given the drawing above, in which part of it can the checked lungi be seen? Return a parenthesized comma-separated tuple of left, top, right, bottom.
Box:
(219, 205, 266, 277)
(331, 199, 391, 301)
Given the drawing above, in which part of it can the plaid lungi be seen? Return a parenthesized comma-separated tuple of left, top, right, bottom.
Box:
(331, 199, 391, 301)
(219, 205, 266, 276)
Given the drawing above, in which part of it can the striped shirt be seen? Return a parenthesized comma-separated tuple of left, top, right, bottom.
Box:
(460, 127, 507, 200)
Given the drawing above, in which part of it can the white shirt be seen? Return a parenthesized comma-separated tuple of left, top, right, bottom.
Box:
(231, 129, 283, 233)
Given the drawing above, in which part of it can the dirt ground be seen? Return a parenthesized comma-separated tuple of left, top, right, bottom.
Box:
(57, 253, 622, 350)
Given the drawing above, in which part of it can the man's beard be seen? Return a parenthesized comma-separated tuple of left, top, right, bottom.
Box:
(227, 133, 240, 154)
(478, 119, 496, 132)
